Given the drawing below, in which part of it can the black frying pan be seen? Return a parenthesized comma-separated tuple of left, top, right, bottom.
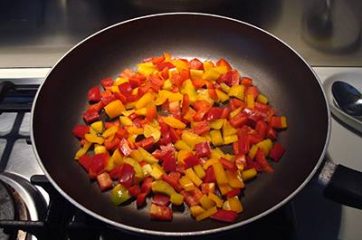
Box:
(31, 13, 362, 236)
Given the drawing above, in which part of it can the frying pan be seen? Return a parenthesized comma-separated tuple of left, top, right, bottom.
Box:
(31, 13, 362, 236)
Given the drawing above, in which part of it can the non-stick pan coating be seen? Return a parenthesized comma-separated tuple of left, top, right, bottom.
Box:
(32, 13, 329, 235)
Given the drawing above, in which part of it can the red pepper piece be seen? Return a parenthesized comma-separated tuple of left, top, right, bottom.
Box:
(255, 149, 274, 173)
(241, 77, 253, 87)
(88, 153, 108, 179)
(233, 141, 240, 155)
(72, 124, 89, 139)
(181, 188, 203, 207)
(206, 107, 223, 121)
(100, 92, 116, 106)
(161, 151, 177, 172)
(129, 73, 145, 88)
(96, 172, 112, 191)
(169, 127, 181, 143)
(269, 143, 285, 162)
(229, 112, 248, 128)
(136, 192, 148, 208)
(211, 210, 238, 223)
(237, 134, 250, 155)
(87, 86, 101, 102)
(192, 121, 210, 135)
(181, 94, 190, 116)
(119, 138, 133, 156)
(194, 142, 211, 158)
(150, 203, 172, 221)
(146, 106, 157, 122)
(128, 185, 141, 197)
(248, 134, 263, 145)
(118, 82, 133, 96)
(204, 167, 216, 183)
(226, 188, 241, 198)
(141, 177, 153, 194)
(104, 137, 120, 151)
(207, 82, 218, 101)
(83, 109, 100, 124)
(87, 101, 104, 113)
(156, 61, 175, 71)
(100, 77, 113, 88)
(162, 172, 182, 192)
(118, 163, 135, 188)
(184, 155, 201, 169)
(109, 165, 123, 180)
(218, 70, 240, 86)
(136, 137, 155, 151)
(190, 58, 203, 70)
(220, 158, 237, 171)
(266, 126, 277, 140)
(229, 98, 245, 111)
(255, 120, 268, 138)
(152, 194, 170, 206)
(79, 155, 92, 172)
(216, 58, 232, 71)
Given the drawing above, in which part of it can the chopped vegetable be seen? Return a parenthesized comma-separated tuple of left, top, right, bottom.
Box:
(72, 54, 287, 222)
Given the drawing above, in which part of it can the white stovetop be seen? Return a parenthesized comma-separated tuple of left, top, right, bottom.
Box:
(0, 67, 361, 240)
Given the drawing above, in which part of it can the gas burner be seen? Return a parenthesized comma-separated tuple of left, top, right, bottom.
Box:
(0, 173, 47, 240)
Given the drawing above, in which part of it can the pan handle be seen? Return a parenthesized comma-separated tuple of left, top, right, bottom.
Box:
(319, 158, 362, 209)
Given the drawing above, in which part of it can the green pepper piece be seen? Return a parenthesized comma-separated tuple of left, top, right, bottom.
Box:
(111, 184, 131, 205)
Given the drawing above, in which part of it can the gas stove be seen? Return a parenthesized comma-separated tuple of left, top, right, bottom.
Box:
(0, 67, 361, 240)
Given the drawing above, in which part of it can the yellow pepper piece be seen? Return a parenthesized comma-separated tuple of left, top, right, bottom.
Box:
(84, 133, 104, 144)
(193, 165, 206, 179)
(162, 116, 186, 129)
(121, 109, 135, 117)
(111, 149, 123, 166)
(138, 147, 158, 164)
(179, 175, 195, 191)
(74, 141, 92, 160)
(228, 196, 243, 213)
(181, 79, 197, 103)
(203, 158, 219, 170)
(208, 192, 224, 208)
(219, 184, 232, 195)
(210, 130, 223, 146)
(150, 163, 165, 179)
(199, 195, 216, 209)
(196, 89, 214, 105)
(177, 149, 192, 164)
(152, 180, 175, 196)
(104, 100, 125, 119)
(226, 170, 245, 189)
(102, 126, 118, 138)
(172, 59, 189, 71)
(281, 116, 288, 128)
(137, 62, 156, 76)
(142, 163, 153, 176)
(154, 90, 171, 105)
(256, 139, 273, 155)
(220, 83, 231, 93)
(215, 89, 229, 102)
(162, 79, 172, 90)
(135, 107, 147, 116)
(126, 126, 144, 135)
(110, 85, 120, 93)
(222, 121, 237, 137)
(248, 144, 259, 160)
(211, 147, 225, 159)
(185, 168, 203, 187)
(181, 131, 205, 147)
(223, 134, 238, 145)
(210, 119, 224, 130)
(228, 85, 245, 100)
(168, 92, 183, 102)
(124, 158, 144, 180)
(203, 68, 221, 82)
(230, 107, 242, 119)
(120, 116, 133, 126)
(196, 206, 217, 221)
(212, 162, 228, 185)
(114, 77, 128, 86)
(105, 155, 115, 172)
(135, 92, 154, 109)
(190, 205, 205, 218)
(190, 69, 204, 80)
(144, 124, 161, 142)
(241, 168, 258, 181)
(183, 108, 196, 122)
(90, 121, 103, 133)
(170, 193, 184, 206)
(203, 61, 214, 71)
(257, 94, 268, 104)
(246, 94, 255, 109)
(94, 144, 107, 155)
(175, 140, 192, 151)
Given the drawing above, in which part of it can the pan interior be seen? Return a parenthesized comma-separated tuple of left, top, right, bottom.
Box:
(32, 14, 329, 233)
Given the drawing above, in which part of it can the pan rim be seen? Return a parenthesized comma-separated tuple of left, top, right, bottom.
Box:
(30, 12, 331, 236)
